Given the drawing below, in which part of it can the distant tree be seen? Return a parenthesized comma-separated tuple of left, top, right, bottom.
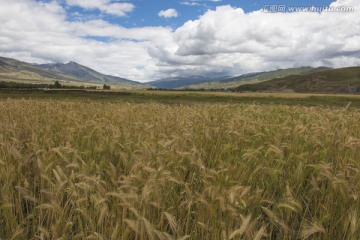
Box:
(103, 84, 111, 90)
(54, 81, 62, 88)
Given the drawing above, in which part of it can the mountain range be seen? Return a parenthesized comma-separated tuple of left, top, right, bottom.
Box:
(1, 56, 359, 93)
(37, 62, 138, 85)
(0, 57, 147, 89)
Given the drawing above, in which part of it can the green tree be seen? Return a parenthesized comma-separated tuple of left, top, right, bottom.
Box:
(54, 81, 62, 88)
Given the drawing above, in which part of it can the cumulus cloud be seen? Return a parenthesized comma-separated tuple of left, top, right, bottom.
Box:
(66, 0, 134, 17)
(158, 9, 179, 18)
(150, 2, 360, 77)
(0, 0, 359, 81)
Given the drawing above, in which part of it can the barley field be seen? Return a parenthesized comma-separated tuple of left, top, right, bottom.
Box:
(0, 99, 359, 239)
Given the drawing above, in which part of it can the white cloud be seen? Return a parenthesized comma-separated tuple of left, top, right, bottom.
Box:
(181, 0, 222, 7)
(66, 0, 108, 9)
(0, 0, 359, 81)
(180, 2, 201, 6)
(158, 9, 179, 18)
(150, 2, 360, 77)
(66, 0, 134, 17)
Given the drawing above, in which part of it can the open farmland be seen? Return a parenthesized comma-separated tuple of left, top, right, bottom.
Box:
(1, 99, 360, 239)
(2, 89, 360, 107)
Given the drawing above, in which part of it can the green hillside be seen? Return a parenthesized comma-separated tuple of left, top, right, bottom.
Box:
(182, 67, 328, 89)
(234, 66, 360, 93)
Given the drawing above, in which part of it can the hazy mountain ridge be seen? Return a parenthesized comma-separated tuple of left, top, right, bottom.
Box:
(148, 75, 230, 89)
(234, 66, 360, 93)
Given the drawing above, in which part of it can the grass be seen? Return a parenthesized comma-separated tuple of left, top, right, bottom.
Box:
(0, 98, 360, 239)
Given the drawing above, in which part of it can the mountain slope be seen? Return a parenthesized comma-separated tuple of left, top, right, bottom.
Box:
(148, 75, 229, 89)
(0, 57, 147, 88)
(38, 62, 138, 85)
(0, 57, 79, 83)
(234, 66, 360, 93)
(182, 67, 329, 89)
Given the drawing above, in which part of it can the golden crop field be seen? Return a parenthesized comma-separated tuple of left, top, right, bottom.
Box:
(0, 99, 359, 239)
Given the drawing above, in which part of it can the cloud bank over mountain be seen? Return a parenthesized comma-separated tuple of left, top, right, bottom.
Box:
(0, 0, 359, 81)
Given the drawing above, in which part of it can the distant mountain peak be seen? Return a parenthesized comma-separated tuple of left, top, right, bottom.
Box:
(66, 61, 80, 66)
(37, 60, 142, 85)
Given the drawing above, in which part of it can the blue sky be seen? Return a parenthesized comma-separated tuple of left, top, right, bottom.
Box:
(0, 0, 359, 81)
(63, 0, 335, 29)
